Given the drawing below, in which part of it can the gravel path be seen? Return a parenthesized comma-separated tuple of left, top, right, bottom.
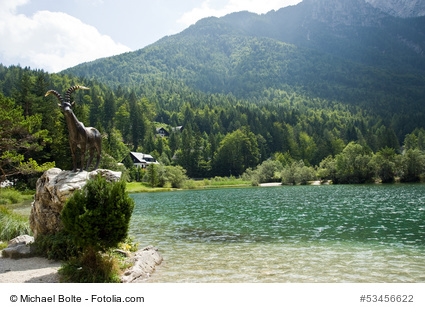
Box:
(0, 254, 61, 283)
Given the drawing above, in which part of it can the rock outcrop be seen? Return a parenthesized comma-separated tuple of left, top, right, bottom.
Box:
(366, 0, 425, 18)
(121, 246, 163, 283)
(304, 0, 388, 27)
(29, 168, 122, 238)
(1, 235, 35, 259)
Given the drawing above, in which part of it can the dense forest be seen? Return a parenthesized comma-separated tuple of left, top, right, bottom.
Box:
(1, 64, 425, 189)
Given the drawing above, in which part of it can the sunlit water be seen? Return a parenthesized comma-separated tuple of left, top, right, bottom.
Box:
(129, 184, 425, 282)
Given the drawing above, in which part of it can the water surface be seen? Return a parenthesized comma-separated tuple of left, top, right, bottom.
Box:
(130, 184, 425, 282)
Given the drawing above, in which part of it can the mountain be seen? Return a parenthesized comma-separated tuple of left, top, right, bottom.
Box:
(366, 0, 425, 18)
(62, 0, 425, 132)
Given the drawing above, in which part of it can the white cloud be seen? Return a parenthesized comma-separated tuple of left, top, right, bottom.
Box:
(0, 0, 131, 73)
(178, 0, 302, 27)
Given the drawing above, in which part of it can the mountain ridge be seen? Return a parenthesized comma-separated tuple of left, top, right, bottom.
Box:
(65, 0, 425, 77)
(61, 0, 425, 131)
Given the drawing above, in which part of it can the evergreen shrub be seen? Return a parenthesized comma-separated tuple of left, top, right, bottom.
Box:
(58, 174, 134, 282)
(33, 231, 80, 260)
(61, 174, 134, 252)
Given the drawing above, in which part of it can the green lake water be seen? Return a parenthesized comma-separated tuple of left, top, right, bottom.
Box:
(129, 184, 425, 282)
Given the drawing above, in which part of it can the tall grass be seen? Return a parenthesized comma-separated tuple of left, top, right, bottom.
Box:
(59, 247, 122, 283)
(0, 206, 32, 242)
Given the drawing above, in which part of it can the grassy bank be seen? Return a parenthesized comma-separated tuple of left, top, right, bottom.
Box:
(126, 182, 174, 193)
(201, 177, 252, 189)
(127, 177, 252, 193)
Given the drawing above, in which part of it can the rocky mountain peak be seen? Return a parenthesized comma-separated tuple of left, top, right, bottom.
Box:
(302, 0, 389, 26)
(365, 0, 425, 18)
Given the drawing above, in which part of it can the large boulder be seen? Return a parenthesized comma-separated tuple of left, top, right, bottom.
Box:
(29, 168, 122, 238)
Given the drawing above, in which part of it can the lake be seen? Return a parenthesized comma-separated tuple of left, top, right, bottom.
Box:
(129, 184, 425, 283)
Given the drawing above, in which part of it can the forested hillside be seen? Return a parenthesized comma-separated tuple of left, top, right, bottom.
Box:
(63, 0, 425, 137)
(1, 0, 425, 186)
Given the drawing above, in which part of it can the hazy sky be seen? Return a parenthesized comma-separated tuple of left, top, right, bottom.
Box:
(0, 0, 302, 73)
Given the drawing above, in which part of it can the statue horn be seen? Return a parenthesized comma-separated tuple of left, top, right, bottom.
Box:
(65, 85, 89, 104)
(45, 90, 64, 103)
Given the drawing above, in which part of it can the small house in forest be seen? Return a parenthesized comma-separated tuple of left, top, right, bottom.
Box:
(156, 126, 184, 137)
(172, 126, 184, 133)
(156, 127, 170, 137)
(128, 152, 159, 169)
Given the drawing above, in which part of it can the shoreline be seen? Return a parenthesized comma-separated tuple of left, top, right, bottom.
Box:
(0, 245, 162, 283)
(127, 180, 333, 192)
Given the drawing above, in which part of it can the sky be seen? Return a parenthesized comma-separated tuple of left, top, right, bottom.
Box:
(0, 0, 302, 73)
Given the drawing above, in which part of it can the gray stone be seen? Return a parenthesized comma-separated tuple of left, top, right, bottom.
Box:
(30, 168, 122, 238)
(121, 246, 163, 283)
(2, 235, 35, 259)
(8, 235, 34, 247)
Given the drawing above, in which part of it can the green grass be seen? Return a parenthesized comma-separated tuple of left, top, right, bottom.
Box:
(59, 248, 122, 283)
(0, 188, 23, 205)
(0, 188, 34, 243)
(126, 182, 174, 193)
(204, 176, 252, 188)
(0, 188, 34, 206)
(0, 206, 32, 241)
(0, 241, 7, 250)
(126, 177, 252, 193)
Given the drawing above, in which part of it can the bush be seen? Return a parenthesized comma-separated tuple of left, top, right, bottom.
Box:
(33, 231, 81, 260)
(59, 174, 134, 283)
(159, 165, 188, 188)
(281, 160, 316, 185)
(61, 174, 134, 252)
(399, 149, 425, 182)
(182, 179, 198, 189)
(369, 147, 397, 183)
(334, 142, 374, 184)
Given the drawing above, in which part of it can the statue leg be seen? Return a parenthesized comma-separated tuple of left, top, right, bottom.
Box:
(86, 148, 94, 171)
(70, 144, 78, 172)
(94, 153, 100, 170)
(80, 148, 86, 172)
(93, 146, 100, 170)
(94, 138, 101, 170)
